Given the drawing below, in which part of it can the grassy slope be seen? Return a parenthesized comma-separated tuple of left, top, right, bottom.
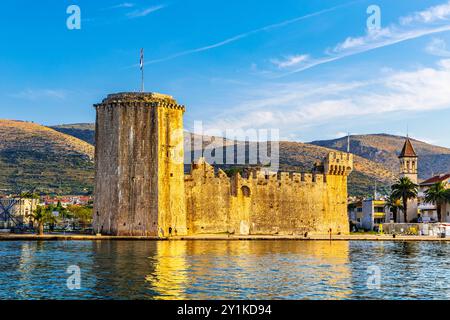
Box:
(310, 134, 450, 179)
(0, 120, 94, 195)
(16, 123, 450, 197)
(51, 123, 95, 145)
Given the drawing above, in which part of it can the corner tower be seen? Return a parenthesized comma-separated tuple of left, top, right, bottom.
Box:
(93, 92, 186, 237)
(323, 152, 354, 234)
(324, 152, 354, 176)
(399, 137, 418, 184)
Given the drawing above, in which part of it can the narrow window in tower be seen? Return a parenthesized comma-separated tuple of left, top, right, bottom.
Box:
(241, 186, 251, 197)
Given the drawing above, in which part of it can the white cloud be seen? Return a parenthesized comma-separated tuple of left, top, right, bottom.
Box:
(116, 3, 135, 8)
(105, 3, 135, 10)
(11, 89, 67, 101)
(127, 5, 165, 18)
(203, 60, 450, 136)
(271, 55, 309, 68)
(333, 132, 350, 139)
(426, 38, 450, 57)
(400, 1, 450, 24)
(277, 1, 450, 76)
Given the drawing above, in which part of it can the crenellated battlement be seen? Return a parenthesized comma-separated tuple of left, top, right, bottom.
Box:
(324, 151, 353, 176)
(184, 152, 350, 235)
(186, 157, 330, 186)
(94, 92, 185, 111)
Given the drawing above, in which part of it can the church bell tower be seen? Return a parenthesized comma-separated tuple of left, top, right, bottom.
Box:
(399, 137, 418, 184)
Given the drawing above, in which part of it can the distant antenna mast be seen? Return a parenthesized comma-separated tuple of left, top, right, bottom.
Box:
(347, 132, 350, 153)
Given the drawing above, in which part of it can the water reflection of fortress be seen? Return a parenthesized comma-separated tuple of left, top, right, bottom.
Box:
(93, 93, 353, 237)
(145, 241, 352, 300)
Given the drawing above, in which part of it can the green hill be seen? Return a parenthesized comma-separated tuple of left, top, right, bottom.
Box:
(310, 134, 450, 180)
(51, 123, 95, 145)
(0, 120, 94, 195)
(277, 141, 396, 196)
(3, 120, 449, 197)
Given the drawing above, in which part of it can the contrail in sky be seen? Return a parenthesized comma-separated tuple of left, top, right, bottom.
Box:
(145, 1, 362, 65)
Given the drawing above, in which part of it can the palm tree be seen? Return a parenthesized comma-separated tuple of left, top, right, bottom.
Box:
(425, 182, 450, 222)
(391, 177, 418, 223)
(28, 206, 57, 235)
(384, 194, 403, 223)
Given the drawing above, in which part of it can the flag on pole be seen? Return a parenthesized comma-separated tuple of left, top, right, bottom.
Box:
(140, 48, 144, 92)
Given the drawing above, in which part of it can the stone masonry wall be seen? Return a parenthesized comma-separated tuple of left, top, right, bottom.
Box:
(93, 93, 187, 236)
(184, 153, 352, 236)
(157, 104, 187, 236)
(184, 159, 231, 234)
(94, 92, 352, 237)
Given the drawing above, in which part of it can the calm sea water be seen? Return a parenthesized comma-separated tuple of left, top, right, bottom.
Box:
(0, 240, 449, 300)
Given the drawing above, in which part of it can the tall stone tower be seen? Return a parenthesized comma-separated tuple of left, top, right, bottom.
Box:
(93, 93, 187, 237)
(399, 137, 418, 184)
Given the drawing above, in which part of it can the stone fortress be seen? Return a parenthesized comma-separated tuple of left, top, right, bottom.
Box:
(93, 93, 353, 237)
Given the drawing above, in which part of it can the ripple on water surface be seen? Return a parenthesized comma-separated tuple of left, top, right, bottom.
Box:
(0, 240, 449, 300)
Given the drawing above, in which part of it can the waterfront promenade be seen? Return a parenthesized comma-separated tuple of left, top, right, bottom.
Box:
(1, 233, 450, 241)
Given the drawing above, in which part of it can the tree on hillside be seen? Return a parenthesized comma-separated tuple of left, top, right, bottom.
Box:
(391, 177, 418, 223)
(384, 194, 403, 223)
(425, 182, 450, 222)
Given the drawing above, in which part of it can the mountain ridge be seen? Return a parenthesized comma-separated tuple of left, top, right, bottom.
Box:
(0, 120, 94, 194)
(2, 120, 450, 196)
(310, 133, 450, 179)
(50, 123, 450, 194)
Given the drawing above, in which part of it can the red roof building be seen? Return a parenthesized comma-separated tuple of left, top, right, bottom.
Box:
(420, 173, 450, 187)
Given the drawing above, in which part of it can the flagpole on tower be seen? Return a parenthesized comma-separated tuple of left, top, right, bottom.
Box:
(140, 48, 144, 93)
(347, 132, 350, 153)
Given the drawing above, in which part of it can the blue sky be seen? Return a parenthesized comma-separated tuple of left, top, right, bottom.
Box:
(1, 0, 450, 146)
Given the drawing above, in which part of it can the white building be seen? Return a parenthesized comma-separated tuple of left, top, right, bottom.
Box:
(418, 173, 450, 222)
(361, 199, 391, 231)
(0, 198, 38, 229)
(349, 199, 391, 231)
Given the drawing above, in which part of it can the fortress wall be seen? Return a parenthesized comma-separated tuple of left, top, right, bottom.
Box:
(157, 105, 187, 236)
(94, 103, 160, 236)
(184, 160, 231, 234)
(322, 175, 350, 234)
(93, 104, 121, 234)
(116, 104, 159, 236)
(231, 173, 328, 235)
(94, 93, 352, 237)
(321, 152, 353, 234)
(185, 158, 351, 236)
